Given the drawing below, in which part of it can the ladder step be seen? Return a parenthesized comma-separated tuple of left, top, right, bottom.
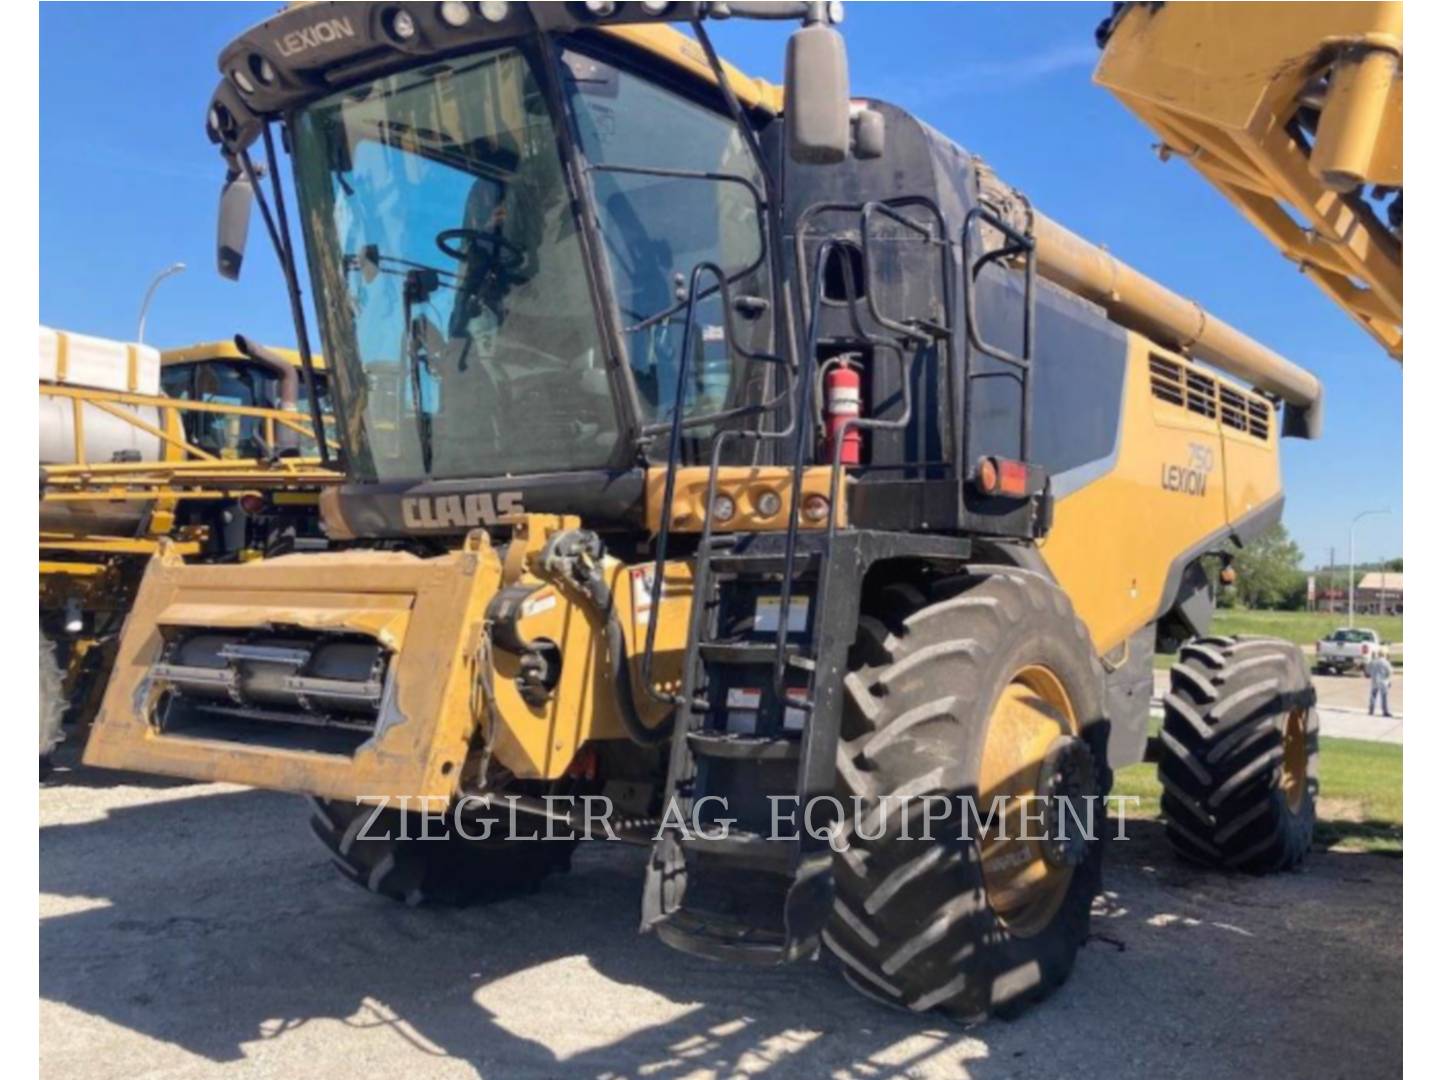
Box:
(687, 731, 802, 762)
(698, 641, 806, 666)
(683, 829, 794, 871)
(652, 910, 787, 966)
(707, 552, 820, 578)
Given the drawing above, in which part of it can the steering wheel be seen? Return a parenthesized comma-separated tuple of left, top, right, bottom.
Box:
(435, 228, 527, 274)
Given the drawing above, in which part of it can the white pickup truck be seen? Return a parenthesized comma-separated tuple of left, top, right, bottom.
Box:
(1314, 628, 1388, 675)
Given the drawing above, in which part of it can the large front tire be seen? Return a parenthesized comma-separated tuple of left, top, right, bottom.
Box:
(825, 567, 1109, 1021)
(1159, 636, 1318, 872)
(308, 798, 575, 905)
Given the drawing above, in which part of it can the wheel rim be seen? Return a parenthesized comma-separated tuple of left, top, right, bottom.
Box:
(1279, 707, 1309, 813)
(977, 665, 1087, 938)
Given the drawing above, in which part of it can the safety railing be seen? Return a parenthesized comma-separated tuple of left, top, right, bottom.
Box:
(40, 380, 338, 468)
(40, 380, 340, 517)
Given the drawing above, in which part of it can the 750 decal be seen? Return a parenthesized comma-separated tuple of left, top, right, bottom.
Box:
(1161, 442, 1215, 497)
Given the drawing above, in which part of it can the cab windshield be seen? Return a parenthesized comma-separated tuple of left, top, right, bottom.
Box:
(293, 43, 769, 483)
(293, 47, 617, 481)
(561, 49, 768, 425)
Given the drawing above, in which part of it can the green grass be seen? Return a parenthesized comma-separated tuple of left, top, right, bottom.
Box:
(1110, 735, 1402, 855)
(1153, 609, 1404, 670)
(1211, 609, 1403, 648)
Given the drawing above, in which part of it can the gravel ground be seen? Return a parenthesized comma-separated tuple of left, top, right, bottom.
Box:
(41, 749, 1401, 1080)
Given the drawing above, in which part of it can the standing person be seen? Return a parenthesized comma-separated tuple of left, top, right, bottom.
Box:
(1367, 651, 1394, 718)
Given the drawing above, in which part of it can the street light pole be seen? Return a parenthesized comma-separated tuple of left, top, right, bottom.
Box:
(136, 262, 187, 344)
(1348, 508, 1391, 627)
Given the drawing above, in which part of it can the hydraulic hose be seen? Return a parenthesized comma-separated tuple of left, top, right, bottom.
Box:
(540, 531, 675, 747)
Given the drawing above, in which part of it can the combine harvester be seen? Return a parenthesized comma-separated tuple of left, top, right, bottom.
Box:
(82, 2, 1340, 1018)
(40, 328, 338, 774)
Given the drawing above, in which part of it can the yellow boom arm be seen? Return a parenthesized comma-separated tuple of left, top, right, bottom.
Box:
(1095, 1, 1402, 360)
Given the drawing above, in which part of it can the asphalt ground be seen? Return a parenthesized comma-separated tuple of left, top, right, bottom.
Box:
(41, 745, 1401, 1080)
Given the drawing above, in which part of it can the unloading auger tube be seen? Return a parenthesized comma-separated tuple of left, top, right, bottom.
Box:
(980, 170, 1324, 438)
(1033, 216, 1323, 437)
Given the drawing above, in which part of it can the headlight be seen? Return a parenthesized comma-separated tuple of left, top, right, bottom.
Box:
(439, 1, 472, 27)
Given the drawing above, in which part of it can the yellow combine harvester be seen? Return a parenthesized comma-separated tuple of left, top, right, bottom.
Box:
(1095, 1, 1402, 359)
(83, 3, 1334, 1019)
(40, 329, 338, 773)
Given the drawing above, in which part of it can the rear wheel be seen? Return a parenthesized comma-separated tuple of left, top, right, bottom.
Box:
(825, 567, 1109, 1020)
(1159, 636, 1318, 872)
(308, 797, 575, 905)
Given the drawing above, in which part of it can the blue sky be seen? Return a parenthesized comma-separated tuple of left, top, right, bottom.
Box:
(39, 2, 1402, 567)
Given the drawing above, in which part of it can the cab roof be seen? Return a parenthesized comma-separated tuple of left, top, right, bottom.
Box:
(600, 23, 782, 115)
(160, 340, 328, 372)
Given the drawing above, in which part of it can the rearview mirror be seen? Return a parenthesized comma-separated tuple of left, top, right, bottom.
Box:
(217, 172, 254, 281)
(784, 21, 851, 165)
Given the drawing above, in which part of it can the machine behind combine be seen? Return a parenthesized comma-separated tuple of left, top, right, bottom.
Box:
(84, 2, 1328, 1019)
(40, 329, 338, 773)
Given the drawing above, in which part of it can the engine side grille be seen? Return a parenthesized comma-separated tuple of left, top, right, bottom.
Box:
(1247, 396, 1271, 440)
(1151, 353, 1271, 440)
(1148, 355, 1185, 407)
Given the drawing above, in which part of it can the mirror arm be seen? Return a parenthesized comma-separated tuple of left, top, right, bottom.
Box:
(237, 149, 285, 271)
(234, 128, 332, 467)
(259, 123, 332, 467)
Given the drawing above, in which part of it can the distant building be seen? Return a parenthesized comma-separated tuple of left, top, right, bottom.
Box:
(1354, 571, 1403, 616)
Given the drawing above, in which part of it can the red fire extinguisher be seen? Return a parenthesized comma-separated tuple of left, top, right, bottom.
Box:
(823, 356, 864, 467)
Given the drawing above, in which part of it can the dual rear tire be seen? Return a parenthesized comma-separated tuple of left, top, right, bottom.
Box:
(1159, 636, 1318, 872)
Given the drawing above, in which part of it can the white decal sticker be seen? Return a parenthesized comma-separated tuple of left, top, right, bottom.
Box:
(783, 689, 810, 732)
(726, 687, 762, 710)
(754, 596, 810, 634)
(631, 566, 655, 626)
(725, 687, 761, 735)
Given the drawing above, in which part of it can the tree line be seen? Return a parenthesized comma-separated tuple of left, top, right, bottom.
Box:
(1211, 525, 1399, 611)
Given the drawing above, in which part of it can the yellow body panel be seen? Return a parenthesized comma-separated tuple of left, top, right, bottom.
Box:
(645, 466, 848, 534)
(601, 24, 782, 115)
(1041, 336, 1281, 654)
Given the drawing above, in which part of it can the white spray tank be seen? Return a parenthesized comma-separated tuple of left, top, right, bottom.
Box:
(40, 326, 165, 535)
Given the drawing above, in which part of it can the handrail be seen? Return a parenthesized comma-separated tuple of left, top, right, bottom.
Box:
(639, 260, 735, 707)
(638, 256, 795, 707)
(774, 200, 953, 702)
(39, 380, 341, 466)
(769, 237, 842, 704)
(961, 203, 1037, 465)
